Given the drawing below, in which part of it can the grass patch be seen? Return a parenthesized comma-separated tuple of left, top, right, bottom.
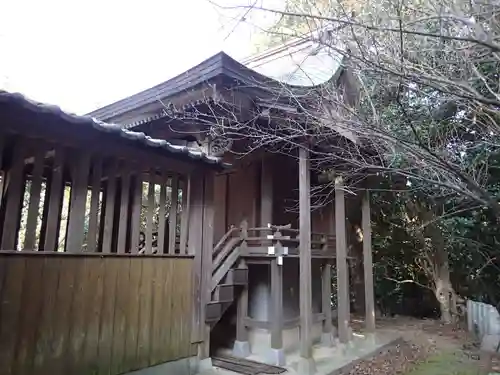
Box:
(405, 351, 478, 375)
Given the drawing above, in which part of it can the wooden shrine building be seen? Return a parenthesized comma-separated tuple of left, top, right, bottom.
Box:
(0, 91, 226, 375)
(87, 33, 378, 374)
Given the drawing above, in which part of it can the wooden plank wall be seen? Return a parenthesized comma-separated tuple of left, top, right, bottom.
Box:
(0, 253, 195, 375)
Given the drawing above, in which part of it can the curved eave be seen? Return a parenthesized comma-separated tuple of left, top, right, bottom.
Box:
(243, 42, 344, 89)
(0, 91, 230, 170)
(86, 50, 346, 125)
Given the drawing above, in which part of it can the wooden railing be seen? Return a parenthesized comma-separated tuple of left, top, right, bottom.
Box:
(210, 221, 336, 291)
(0, 134, 190, 255)
(211, 225, 244, 291)
(244, 223, 336, 254)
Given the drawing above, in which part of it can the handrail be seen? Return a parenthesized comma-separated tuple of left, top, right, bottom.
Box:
(211, 240, 243, 291)
(246, 224, 334, 238)
(211, 221, 246, 292)
(212, 237, 243, 273)
(213, 226, 239, 257)
(210, 221, 337, 293)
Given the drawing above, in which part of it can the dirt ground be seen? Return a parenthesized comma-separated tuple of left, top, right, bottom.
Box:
(345, 316, 485, 375)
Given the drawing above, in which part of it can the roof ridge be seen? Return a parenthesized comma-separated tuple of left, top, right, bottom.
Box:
(86, 51, 233, 119)
(240, 23, 338, 66)
(241, 35, 311, 65)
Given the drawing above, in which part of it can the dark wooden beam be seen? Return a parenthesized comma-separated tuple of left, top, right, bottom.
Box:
(102, 160, 118, 253)
(260, 156, 273, 226)
(243, 318, 270, 330)
(157, 171, 168, 254)
(168, 175, 179, 254)
(66, 152, 91, 252)
(129, 174, 142, 254)
(1, 141, 27, 250)
(1, 119, 204, 175)
(362, 190, 376, 333)
(233, 259, 250, 358)
(335, 176, 350, 343)
(23, 145, 46, 250)
(117, 167, 131, 253)
(321, 262, 335, 346)
(87, 157, 102, 253)
(270, 258, 283, 351)
(298, 147, 316, 374)
(179, 176, 191, 255)
(199, 171, 215, 359)
(145, 172, 155, 254)
(240, 247, 335, 258)
(42, 148, 65, 251)
(189, 171, 205, 346)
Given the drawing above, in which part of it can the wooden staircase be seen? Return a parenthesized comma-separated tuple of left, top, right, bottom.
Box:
(206, 267, 248, 325)
(206, 225, 247, 326)
(204, 222, 334, 327)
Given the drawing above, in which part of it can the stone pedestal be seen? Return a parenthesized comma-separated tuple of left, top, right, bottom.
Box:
(232, 340, 251, 358)
(297, 357, 317, 375)
(320, 332, 336, 347)
(266, 348, 286, 366)
(198, 357, 213, 372)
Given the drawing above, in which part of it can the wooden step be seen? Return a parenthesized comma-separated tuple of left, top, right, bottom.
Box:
(222, 268, 248, 285)
(206, 301, 223, 322)
(213, 284, 235, 303)
(206, 301, 232, 323)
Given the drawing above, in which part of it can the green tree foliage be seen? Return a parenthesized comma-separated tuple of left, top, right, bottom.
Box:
(223, 0, 500, 320)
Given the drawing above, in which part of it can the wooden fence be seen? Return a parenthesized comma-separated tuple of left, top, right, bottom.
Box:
(0, 132, 191, 256)
(0, 253, 195, 375)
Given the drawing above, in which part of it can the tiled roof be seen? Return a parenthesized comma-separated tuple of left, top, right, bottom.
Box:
(0, 90, 229, 169)
(243, 32, 343, 87)
(86, 52, 256, 121)
(87, 42, 345, 123)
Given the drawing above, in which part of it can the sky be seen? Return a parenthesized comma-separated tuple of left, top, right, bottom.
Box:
(1, 0, 273, 115)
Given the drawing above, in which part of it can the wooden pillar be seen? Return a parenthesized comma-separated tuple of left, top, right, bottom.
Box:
(335, 176, 350, 343)
(86, 157, 102, 253)
(1, 142, 26, 250)
(188, 172, 205, 350)
(268, 258, 285, 365)
(199, 171, 215, 361)
(321, 262, 335, 346)
(168, 174, 179, 254)
(179, 175, 191, 254)
(117, 169, 131, 253)
(233, 259, 250, 358)
(130, 174, 142, 254)
(260, 156, 273, 226)
(66, 152, 90, 252)
(362, 190, 376, 333)
(145, 172, 155, 254)
(102, 161, 117, 253)
(298, 147, 316, 374)
(42, 148, 65, 251)
(23, 146, 45, 250)
(157, 172, 167, 254)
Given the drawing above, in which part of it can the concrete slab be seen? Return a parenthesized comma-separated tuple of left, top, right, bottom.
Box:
(285, 331, 401, 375)
(199, 330, 401, 375)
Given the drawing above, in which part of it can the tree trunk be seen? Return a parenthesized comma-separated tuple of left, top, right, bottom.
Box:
(435, 278, 454, 324)
(431, 234, 458, 324)
(411, 202, 459, 324)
